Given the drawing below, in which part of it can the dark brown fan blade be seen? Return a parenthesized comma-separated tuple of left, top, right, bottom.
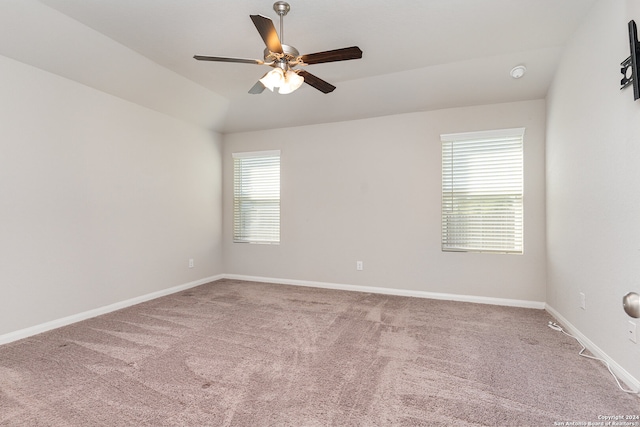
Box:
(248, 80, 266, 94)
(300, 46, 362, 65)
(297, 70, 336, 94)
(194, 55, 263, 65)
(250, 14, 283, 54)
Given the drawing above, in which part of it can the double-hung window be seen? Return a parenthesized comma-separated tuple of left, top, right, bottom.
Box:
(441, 128, 524, 254)
(232, 150, 280, 244)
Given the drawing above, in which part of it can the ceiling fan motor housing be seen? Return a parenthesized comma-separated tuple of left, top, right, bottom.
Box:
(264, 45, 300, 67)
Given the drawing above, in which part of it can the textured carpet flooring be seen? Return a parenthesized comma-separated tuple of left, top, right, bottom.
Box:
(1, 279, 638, 426)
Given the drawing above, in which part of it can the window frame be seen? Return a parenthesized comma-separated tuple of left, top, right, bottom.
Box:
(232, 150, 281, 245)
(440, 128, 525, 254)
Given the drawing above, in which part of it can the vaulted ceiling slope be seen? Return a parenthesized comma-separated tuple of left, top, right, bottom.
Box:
(2, 0, 597, 134)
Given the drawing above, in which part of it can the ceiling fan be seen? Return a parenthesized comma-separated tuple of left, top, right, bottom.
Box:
(194, 1, 362, 95)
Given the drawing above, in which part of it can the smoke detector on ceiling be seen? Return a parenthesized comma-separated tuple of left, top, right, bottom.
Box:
(510, 65, 527, 79)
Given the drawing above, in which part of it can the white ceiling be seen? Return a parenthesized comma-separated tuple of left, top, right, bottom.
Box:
(4, 0, 597, 133)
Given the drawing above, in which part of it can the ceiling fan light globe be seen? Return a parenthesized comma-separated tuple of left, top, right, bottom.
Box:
(278, 70, 304, 94)
(259, 68, 285, 91)
(277, 83, 295, 95)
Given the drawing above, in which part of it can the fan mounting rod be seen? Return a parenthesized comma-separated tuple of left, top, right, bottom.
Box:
(273, 1, 290, 44)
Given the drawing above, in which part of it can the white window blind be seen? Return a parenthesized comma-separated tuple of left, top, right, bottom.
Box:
(233, 150, 280, 244)
(441, 128, 524, 254)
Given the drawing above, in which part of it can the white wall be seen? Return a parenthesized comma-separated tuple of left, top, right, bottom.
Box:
(546, 0, 640, 381)
(223, 100, 547, 303)
(0, 54, 223, 336)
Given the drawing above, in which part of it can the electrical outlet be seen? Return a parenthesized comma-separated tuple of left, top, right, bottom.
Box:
(356, 261, 363, 271)
(188, 258, 194, 268)
(579, 292, 586, 310)
(629, 321, 637, 343)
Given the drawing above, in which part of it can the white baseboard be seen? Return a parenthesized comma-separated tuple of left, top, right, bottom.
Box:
(222, 274, 546, 309)
(0, 274, 224, 346)
(545, 304, 640, 393)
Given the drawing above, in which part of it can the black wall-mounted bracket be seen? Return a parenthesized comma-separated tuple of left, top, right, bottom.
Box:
(620, 20, 640, 100)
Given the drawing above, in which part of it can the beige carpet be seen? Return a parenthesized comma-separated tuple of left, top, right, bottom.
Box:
(1, 279, 638, 426)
